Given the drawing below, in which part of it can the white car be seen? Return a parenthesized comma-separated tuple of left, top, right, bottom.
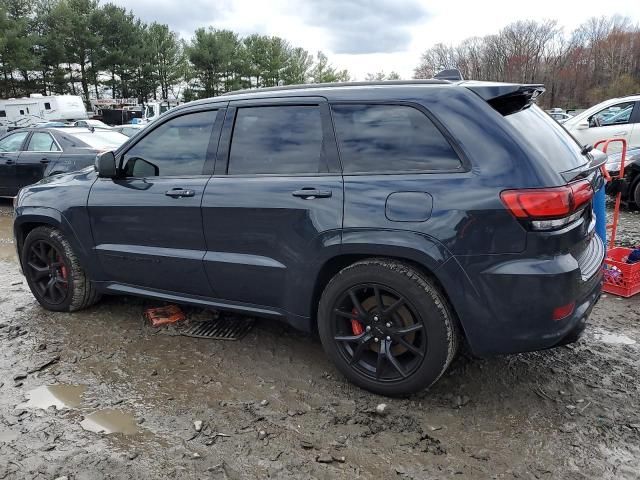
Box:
(549, 112, 573, 123)
(563, 95, 640, 151)
(73, 119, 112, 130)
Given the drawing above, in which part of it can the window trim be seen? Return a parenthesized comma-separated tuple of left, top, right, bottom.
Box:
(329, 100, 470, 175)
(117, 106, 225, 179)
(24, 131, 62, 153)
(0, 131, 30, 153)
(218, 98, 341, 177)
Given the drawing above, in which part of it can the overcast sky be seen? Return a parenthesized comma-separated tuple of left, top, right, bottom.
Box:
(108, 0, 640, 80)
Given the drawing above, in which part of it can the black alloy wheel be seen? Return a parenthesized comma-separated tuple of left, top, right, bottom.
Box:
(331, 284, 426, 382)
(25, 239, 69, 305)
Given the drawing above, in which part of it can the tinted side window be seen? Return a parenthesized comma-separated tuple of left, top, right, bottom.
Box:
(331, 104, 462, 173)
(27, 132, 60, 152)
(123, 110, 216, 177)
(228, 105, 325, 175)
(0, 132, 28, 152)
(590, 102, 636, 126)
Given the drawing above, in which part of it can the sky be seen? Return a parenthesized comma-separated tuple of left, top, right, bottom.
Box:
(108, 0, 640, 80)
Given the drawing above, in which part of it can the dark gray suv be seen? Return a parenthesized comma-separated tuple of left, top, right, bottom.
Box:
(13, 80, 605, 396)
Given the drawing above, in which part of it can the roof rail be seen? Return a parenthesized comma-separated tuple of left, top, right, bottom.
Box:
(220, 79, 450, 96)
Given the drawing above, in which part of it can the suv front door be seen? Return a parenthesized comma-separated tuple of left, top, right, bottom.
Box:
(201, 99, 343, 316)
(87, 107, 224, 295)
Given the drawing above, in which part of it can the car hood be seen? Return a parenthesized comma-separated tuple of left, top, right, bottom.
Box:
(38, 166, 97, 185)
(16, 166, 97, 210)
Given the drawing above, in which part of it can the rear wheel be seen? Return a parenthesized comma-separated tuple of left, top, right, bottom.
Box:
(22, 226, 100, 312)
(318, 259, 459, 396)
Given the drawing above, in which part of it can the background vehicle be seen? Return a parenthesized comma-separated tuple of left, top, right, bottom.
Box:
(0, 127, 128, 197)
(0, 94, 87, 129)
(564, 95, 640, 150)
(604, 146, 640, 208)
(13, 80, 604, 395)
(549, 112, 573, 123)
(73, 119, 111, 130)
(112, 124, 145, 137)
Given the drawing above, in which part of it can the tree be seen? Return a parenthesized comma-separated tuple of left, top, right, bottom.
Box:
(309, 51, 349, 83)
(53, 0, 100, 105)
(188, 28, 241, 97)
(147, 23, 183, 99)
(365, 71, 401, 81)
(0, 0, 38, 96)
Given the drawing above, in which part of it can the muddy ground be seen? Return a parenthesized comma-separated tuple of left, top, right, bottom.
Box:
(0, 199, 639, 480)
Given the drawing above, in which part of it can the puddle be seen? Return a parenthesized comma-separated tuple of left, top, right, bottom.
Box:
(80, 409, 140, 435)
(594, 331, 636, 345)
(0, 430, 19, 443)
(0, 214, 16, 263)
(20, 385, 87, 410)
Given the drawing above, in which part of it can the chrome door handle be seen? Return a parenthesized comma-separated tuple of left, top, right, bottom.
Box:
(165, 188, 195, 198)
(292, 188, 332, 199)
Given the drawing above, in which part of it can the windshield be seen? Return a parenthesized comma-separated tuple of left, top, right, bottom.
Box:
(72, 131, 128, 149)
(505, 105, 588, 173)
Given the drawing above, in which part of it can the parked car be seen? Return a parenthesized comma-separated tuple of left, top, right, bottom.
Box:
(0, 127, 128, 197)
(549, 112, 573, 123)
(13, 80, 605, 396)
(604, 146, 640, 207)
(73, 119, 112, 130)
(563, 95, 640, 150)
(112, 124, 145, 137)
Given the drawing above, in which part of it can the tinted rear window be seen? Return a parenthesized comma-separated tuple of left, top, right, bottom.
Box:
(331, 104, 461, 173)
(505, 105, 587, 173)
(229, 105, 325, 175)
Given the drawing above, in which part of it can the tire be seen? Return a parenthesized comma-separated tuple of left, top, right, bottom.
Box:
(631, 176, 640, 210)
(318, 258, 459, 396)
(21, 226, 101, 312)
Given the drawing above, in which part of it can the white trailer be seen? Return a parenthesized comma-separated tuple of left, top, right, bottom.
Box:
(0, 94, 88, 128)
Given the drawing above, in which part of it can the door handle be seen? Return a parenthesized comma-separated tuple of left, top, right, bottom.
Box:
(613, 131, 627, 136)
(165, 188, 195, 198)
(4, 159, 14, 165)
(292, 188, 332, 199)
(40, 158, 50, 164)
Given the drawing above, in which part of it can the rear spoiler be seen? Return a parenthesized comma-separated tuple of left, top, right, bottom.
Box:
(461, 81, 546, 116)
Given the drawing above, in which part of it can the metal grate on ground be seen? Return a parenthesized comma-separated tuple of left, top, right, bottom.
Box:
(180, 316, 254, 340)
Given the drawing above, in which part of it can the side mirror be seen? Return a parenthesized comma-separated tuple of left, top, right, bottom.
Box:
(95, 151, 117, 178)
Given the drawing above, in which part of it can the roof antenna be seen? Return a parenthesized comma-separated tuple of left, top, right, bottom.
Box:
(433, 68, 464, 81)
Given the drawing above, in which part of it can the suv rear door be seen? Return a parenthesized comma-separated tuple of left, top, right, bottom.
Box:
(201, 98, 343, 315)
(87, 106, 224, 295)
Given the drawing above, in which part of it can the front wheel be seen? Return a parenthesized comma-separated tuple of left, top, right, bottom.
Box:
(318, 259, 459, 396)
(21, 226, 100, 312)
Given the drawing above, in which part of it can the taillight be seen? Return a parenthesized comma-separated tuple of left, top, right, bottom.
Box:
(500, 179, 593, 231)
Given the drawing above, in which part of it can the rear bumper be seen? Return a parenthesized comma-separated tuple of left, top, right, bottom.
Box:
(442, 234, 604, 357)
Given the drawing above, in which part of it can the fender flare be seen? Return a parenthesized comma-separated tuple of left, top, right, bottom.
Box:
(13, 206, 93, 274)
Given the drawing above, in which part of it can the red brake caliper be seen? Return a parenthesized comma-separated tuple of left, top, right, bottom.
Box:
(350, 308, 364, 335)
(58, 255, 68, 280)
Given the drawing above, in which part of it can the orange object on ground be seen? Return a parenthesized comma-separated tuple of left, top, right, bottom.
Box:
(144, 305, 186, 327)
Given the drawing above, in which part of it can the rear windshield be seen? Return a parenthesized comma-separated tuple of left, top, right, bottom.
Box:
(505, 105, 587, 173)
(72, 131, 128, 150)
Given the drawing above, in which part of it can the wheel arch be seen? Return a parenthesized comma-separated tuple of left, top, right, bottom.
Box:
(14, 207, 92, 275)
(308, 230, 460, 335)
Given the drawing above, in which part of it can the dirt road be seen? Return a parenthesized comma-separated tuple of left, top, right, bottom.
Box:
(1, 199, 639, 479)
